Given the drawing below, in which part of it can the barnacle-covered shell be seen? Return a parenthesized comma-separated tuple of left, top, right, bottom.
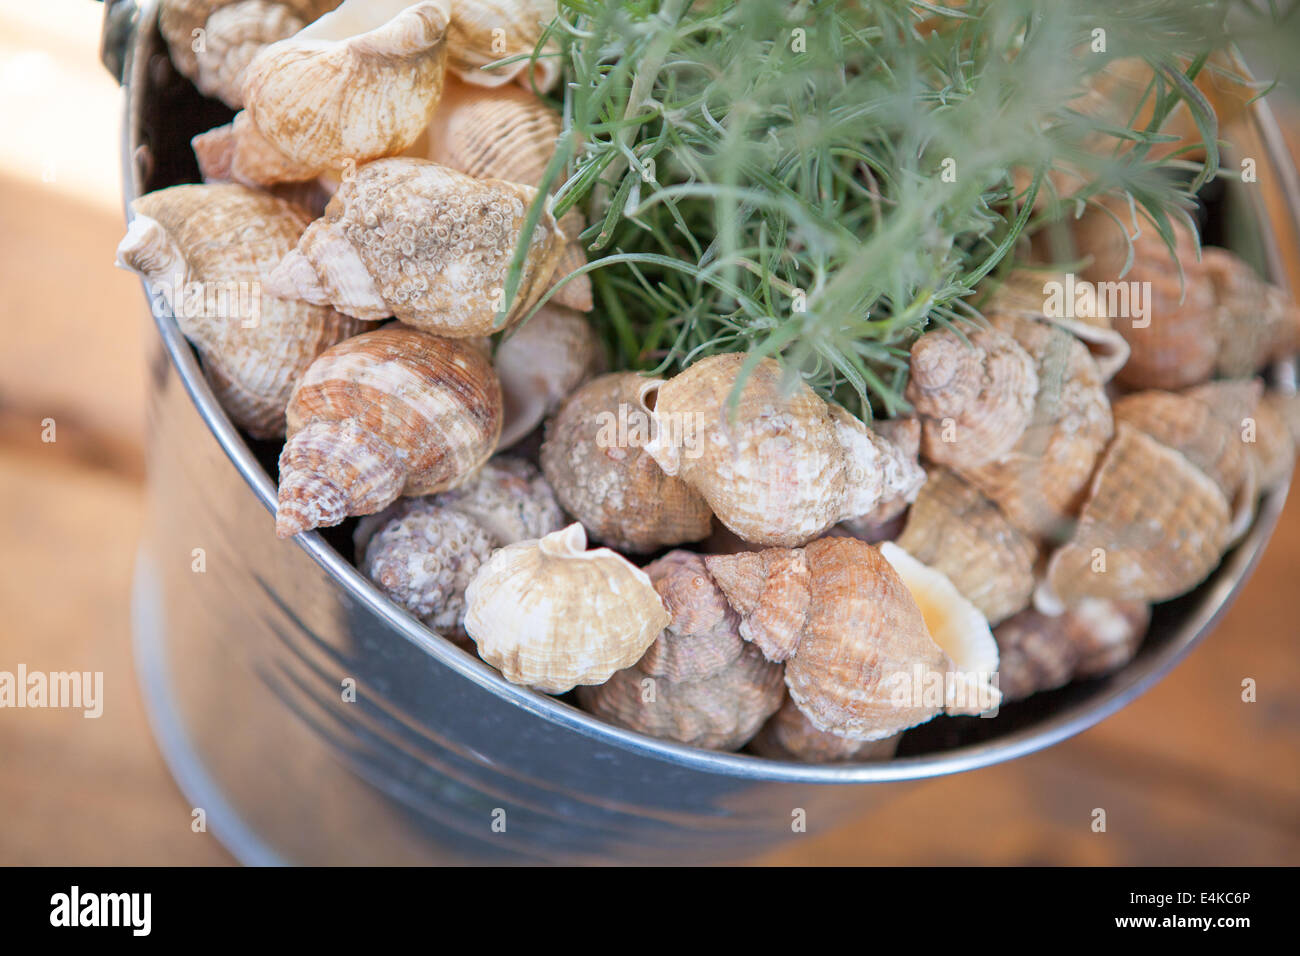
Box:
(115, 183, 365, 438)
(705, 536, 952, 741)
(539, 373, 713, 552)
(463, 523, 670, 693)
(420, 79, 592, 311)
(1074, 208, 1217, 391)
(994, 599, 1150, 701)
(356, 457, 563, 634)
(895, 468, 1037, 625)
(268, 159, 563, 335)
(495, 305, 603, 449)
(444, 0, 560, 92)
(906, 325, 1038, 471)
(1202, 247, 1300, 378)
(1039, 424, 1230, 610)
(276, 325, 502, 537)
(839, 417, 922, 537)
(218, 0, 451, 185)
(644, 354, 926, 547)
(959, 312, 1114, 540)
(577, 551, 784, 751)
(750, 697, 901, 763)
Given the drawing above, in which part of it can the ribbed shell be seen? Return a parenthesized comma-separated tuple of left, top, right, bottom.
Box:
(1202, 247, 1300, 378)
(706, 537, 953, 742)
(223, 0, 451, 184)
(994, 599, 1150, 701)
(463, 523, 671, 693)
(495, 304, 603, 449)
(1073, 208, 1217, 391)
(895, 468, 1038, 626)
(444, 0, 560, 92)
(958, 312, 1114, 540)
(1252, 393, 1299, 490)
(838, 416, 922, 535)
(907, 325, 1038, 471)
(421, 79, 591, 311)
(117, 184, 365, 438)
(1042, 424, 1230, 607)
(540, 373, 713, 552)
(276, 325, 502, 536)
(644, 354, 926, 547)
(268, 159, 563, 336)
(749, 697, 901, 763)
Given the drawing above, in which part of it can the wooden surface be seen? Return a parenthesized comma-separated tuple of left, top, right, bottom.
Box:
(0, 0, 1297, 866)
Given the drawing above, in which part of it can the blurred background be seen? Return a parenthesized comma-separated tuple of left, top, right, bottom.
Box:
(0, 0, 1296, 865)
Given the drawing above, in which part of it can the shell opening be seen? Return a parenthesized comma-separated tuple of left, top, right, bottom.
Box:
(296, 0, 440, 44)
(537, 522, 589, 558)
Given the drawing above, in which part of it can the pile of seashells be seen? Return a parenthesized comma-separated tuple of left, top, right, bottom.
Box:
(117, 0, 1300, 761)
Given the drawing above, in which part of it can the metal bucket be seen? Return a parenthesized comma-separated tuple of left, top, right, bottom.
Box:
(107, 0, 1298, 864)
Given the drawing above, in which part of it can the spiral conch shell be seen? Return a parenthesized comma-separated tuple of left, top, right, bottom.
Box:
(895, 468, 1037, 626)
(444, 0, 560, 92)
(356, 457, 563, 635)
(116, 184, 366, 438)
(577, 551, 784, 751)
(540, 373, 714, 553)
(701, 537, 957, 741)
(1038, 423, 1230, 611)
(750, 697, 901, 763)
(419, 79, 592, 311)
(494, 304, 603, 449)
(463, 524, 670, 693)
(268, 158, 563, 335)
(210, 0, 451, 185)
(643, 354, 926, 548)
(160, 0, 341, 107)
(276, 325, 503, 537)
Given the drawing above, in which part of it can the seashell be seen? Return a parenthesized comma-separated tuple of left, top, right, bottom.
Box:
(1073, 206, 1217, 391)
(463, 523, 670, 693)
(444, 0, 560, 93)
(984, 267, 1131, 381)
(495, 304, 603, 449)
(838, 416, 922, 536)
(749, 697, 901, 763)
(703, 536, 953, 741)
(994, 599, 1150, 701)
(1038, 424, 1231, 611)
(217, 0, 451, 185)
(895, 468, 1037, 625)
(957, 312, 1114, 541)
(116, 183, 366, 438)
(160, 0, 341, 107)
(1185, 379, 1296, 493)
(419, 79, 592, 311)
(879, 542, 1001, 715)
(1112, 389, 1255, 539)
(356, 457, 563, 636)
(192, 123, 338, 218)
(906, 325, 1038, 471)
(576, 551, 784, 751)
(275, 325, 503, 537)
(267, 158, 564, 335)
(1201, 247, 1300, 378)
(643, 354, 926, 547)
(539, 373, 713, 553)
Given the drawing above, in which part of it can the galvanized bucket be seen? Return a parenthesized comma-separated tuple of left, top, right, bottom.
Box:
(106, 0, 1297, 864)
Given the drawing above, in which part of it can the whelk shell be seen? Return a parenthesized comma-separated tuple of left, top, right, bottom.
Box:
(463, 523, 670, 693)
(115, 183, 366, 438)
(267, 158, 563, 335)
(444, 0, 561, 92)
(1202, 247, 1300, 378)
(276, 325, 503, 537)
(643, 353, 926, 547)
(539, 372, 713, 553)
(749, 697, 901, 764)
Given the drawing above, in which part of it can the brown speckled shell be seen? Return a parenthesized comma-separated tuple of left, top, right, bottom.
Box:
(749, 697, 901, 763)
(539, 373, 713, 553)
(907, 325, 1038, 471)
(118, 184, 366, 438)
(994, 599, 1150, 701)
(276, 325, 502, 536)
(644, 354, 925, 547)
(268, 159, 563, 335)
(1042, 424, 1230, 607)
(895, 468, 1038, 626)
